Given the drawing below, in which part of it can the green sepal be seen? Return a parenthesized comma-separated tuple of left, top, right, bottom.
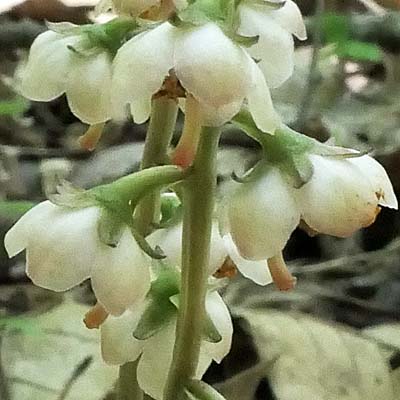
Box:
(232, 111, 372, 187)
(169, 295, 222, 343)
(97, 209, 125, 248)
(49, 180, 97, 209)
(48, 17, 139, 57)
(133, 267, 180, 340)
(231, 163, 263, 184)
(203, 313, 222, 343)
(231, 34, 259, 47)
(130, 226, 166, 259)
(279, 153, 314, 189)
(231, 112, 316, 187)
(90, 165, 187, 212)
(49, 166, 187, 257)
(157, 192, 183, 228)
(231, 108, 270, 140)
(176, 0, 228, 26)
(263, 0, 287, 8)
(248, 0, 287, 9)
(184, 380, 227, 400)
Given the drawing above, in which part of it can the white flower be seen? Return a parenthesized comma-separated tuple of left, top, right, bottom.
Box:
(112, 0, 306, 130)
(148, 222, 272, 286)
(226, 167, 300, 261)
(297, 155, 398, 237)
(4, 201, 151, 315)
(112, 22, 280, 132)
(101, 290, 232, 400)
(224, 154, 398, 261)
(238, 0, 307, 88)
(21, 30, 113, 124)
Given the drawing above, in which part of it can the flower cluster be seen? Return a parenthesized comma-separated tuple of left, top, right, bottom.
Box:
(21, 0, 306, 132)
(4, 1, 399, 399)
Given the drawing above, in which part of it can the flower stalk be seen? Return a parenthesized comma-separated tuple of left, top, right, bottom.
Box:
(118, 96, 178, 399)
(135, 97, 179, 235)
(164, 126, 221, 400)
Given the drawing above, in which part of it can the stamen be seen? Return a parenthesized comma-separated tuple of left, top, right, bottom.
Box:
(78, 123, 105, 151)
(267, 253, 297, 291)
(83, 302, 109, 329)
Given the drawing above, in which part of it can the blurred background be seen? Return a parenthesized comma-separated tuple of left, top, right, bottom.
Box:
(1, 0, 400, 399)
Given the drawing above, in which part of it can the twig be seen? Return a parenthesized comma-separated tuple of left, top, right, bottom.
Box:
(295, 0, 325, 131)
(57, 356, 93, 400)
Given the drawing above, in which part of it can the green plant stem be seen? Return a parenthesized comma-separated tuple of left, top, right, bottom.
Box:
(164, 127, 221, 400)
(117, 97, 178, 400)
(135, 97, 179, 235)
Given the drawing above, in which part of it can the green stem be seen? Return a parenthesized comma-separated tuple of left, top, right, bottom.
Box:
(97, 164, 188, 205)
(135, 97, 179, 235)
(164, 127, 221, 400)
(117, 97, 178, 400)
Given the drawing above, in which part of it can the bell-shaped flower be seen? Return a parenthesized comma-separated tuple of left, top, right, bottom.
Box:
(21, 30, 112, 124)
(101, 278, 232, 400)
(112, 21, 281, 132)
(297, 154, 398, 237)
(223, 147, 397, 262)
(112, 0, 306, 131)
(4, 200, 152, 316)
(20, 18, 136, 124)
(238, 0, 307, 88)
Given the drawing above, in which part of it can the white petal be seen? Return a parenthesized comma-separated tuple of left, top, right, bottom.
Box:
(101, 307, 145, 365)
(20, 203, 99, 291)
(239, 6, 295, 88)
(350, 155, 398, 209)
(4, 201, 53, 257)
(174, 23, 252, 109)
(148, 222, 227, 275)
(270, 0, 307, 40)
(198, 100, 244, 127)
(298, 155, 383, 237)
(223, 234, 272, 285)
(147, 224, 182, 269)
(209, 224, 230, 275)
(247, 58, 281, 133)
(197, 291, 233, 377)
(227, 168, 300, 260)
(21, 31, 74, 101)
(91, 229, 152, 316)
(66, 52, 112, 124)
(137, 322, 176, 400)
(112, 23, 175, 123)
